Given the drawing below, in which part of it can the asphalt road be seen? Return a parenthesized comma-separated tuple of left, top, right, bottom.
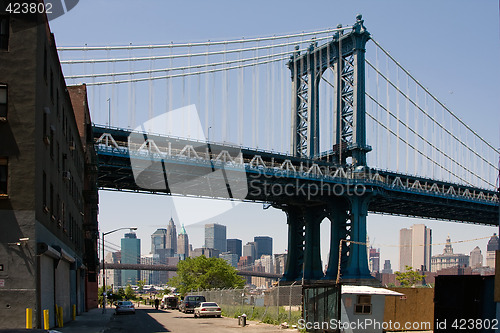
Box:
(104, 307, 296, 333)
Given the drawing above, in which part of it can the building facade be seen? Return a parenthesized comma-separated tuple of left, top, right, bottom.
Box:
(220, 252, 239, 268)
(254, 236, 272, 260)
(121, 232, 140, 286)
(369, 247, 380, 273)
(399, 224, 432, 271)
(431, 236, 469, 272)
(227, 238, 242, 258)
(486, 233, 498, 268)
(243, 241, 256, 263)
(166, 217, 177, 256)
(0, 10, 98, 329)
(381, 260, 393, 274)
(469, 246, 483, 268)
(151, 228, 167, 254)
(177, 224, 189, 260)
(205, 223, 226, 253)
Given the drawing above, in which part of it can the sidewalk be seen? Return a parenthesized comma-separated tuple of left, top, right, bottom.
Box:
(57, 307, 113, 333)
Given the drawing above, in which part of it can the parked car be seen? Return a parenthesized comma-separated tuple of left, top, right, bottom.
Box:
(115, 300, 136, 315)
(161, 295, 179, 310)
(180, 295, 206, 313)
(194, 302, 222, 318)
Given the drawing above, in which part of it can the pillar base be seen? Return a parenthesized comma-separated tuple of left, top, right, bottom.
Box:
(340, 277, 381, 287)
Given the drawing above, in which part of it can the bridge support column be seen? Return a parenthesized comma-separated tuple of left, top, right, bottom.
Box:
(281, 206, 304, 281)
(302, 207, 324, 280)
(324, 201, 349, 280)
(342, 195, 373, 281)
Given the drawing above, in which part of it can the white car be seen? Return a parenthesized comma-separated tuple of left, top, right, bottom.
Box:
(193, 302, 222, 318)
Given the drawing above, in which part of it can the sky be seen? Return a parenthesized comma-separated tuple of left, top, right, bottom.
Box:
(49, 0, 500, 272)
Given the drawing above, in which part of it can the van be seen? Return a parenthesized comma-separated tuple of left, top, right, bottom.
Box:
(180, 295, 206, 313)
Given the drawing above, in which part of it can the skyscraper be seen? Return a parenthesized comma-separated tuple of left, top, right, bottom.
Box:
(382, 260, 393, 274)
(151, 228, 167, 254)
(369, 247, 380, 273)
(177, 225, 190, 260)
(243, 242, 256, 263)
(227, 238, 242, 258)
(205, 223, 227, 253)
(486, 233, 499, 268)
(121, 232, 141, 286)
(399, 224, 432, 271)
(166, 218, 177, 256)
(470, 246, 483, 268)
(254, 236, 273, 260)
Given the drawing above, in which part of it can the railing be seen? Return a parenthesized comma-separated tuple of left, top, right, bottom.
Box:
(94, 131, 499, 204)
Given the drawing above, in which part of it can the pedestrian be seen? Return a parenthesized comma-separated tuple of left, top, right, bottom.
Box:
(154, 298, 160, 310)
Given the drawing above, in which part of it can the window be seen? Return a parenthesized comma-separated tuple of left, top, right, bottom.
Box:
(0, 84, 6, 120)
(354, 295, 371, 314)
(0, 157, 7, 196)
(0, 15, 8, 50)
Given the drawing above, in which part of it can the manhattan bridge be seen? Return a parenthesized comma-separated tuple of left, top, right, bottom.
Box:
(58, 15, 499, 283)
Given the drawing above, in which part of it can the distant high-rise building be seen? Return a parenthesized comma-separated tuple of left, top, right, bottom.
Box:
(486, 233, 499, 268)
(243, 242, 256, 263)
(369, 247, 380, 273)
(431, 236, 469, 272)
(220, 252, 239, 268)
(166, 218, 177, 256)
(382, 260, 393, 274)
(177, 225, 189, 260)
(141, 253, 160, 285)
(470, 246, 483, 268)
(399, 224, 432, 271)
(254, 236, 273, 260)
(274, 253, 287, 275)
(121, 232, 141, 286)
(205, 223, 227, 253)
(151, 228, 167, 254)
(191, 247, 220, 258)
(227, 239, 242, 258)
(104, 252, 121, 288)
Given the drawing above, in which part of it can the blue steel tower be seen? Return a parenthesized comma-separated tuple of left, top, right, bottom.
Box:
(280, 15, 373, 282)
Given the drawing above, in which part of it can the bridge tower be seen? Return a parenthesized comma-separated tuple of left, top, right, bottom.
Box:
(282, 15, 375, 283)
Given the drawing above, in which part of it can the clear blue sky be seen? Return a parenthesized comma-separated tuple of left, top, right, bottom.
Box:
(50, 1, 500, 271)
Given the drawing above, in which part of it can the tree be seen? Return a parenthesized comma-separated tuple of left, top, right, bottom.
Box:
(395, 266, 425, 287)
(169, 255, 245, 295)
(137, 279, 146, 292)
(125, 284, 136, 300)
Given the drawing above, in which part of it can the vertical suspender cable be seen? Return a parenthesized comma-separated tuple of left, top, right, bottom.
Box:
(396, 66, 400, 172)
(280, 39, 285, 153)
(385, 52, 391, 170)
(222, 42, 227, 142)
(238, 40, 244, 146)
(148, 47, 154, 131)
(205, 42, 210, 139)
(187, 44, 192, 137)
(375, 46, 380, 167)
(405, 75, 409, 174)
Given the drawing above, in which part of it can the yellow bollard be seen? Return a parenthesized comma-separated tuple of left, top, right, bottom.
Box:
(72, 304, 76, 320)
(58, 306, 63, 328)
(43, 309, 49, 330)
(25, 308, 33, 329)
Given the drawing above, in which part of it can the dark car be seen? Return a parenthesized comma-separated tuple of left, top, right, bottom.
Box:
(180, 295, 206, 313)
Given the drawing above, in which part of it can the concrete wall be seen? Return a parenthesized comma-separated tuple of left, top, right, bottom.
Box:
(384, 288, 434, 331)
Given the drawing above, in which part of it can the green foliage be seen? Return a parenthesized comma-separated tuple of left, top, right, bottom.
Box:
(124, 284, 136, 300)
(395, 265, 425, 287)
(136, 279, 146, 292)
(169, 255, 245, 295)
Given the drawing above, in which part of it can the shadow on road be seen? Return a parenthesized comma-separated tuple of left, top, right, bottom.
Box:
(106, 308, 170, 332)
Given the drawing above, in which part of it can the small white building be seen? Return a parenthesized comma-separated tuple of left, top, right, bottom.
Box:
(341, 285, 404, 333)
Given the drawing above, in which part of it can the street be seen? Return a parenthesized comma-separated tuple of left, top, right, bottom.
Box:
(104, 307, 296, 333)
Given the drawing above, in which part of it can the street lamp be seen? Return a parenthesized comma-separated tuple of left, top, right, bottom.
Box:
(102, 227, 137, 313)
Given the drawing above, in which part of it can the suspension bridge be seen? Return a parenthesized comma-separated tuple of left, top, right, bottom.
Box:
(58, 15, 499, 283)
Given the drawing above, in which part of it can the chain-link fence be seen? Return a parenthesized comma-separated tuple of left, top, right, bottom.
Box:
(188, 284, 303, 325)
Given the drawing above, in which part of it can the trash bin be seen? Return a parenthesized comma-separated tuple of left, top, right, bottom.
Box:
(238, 313, 247, 326)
